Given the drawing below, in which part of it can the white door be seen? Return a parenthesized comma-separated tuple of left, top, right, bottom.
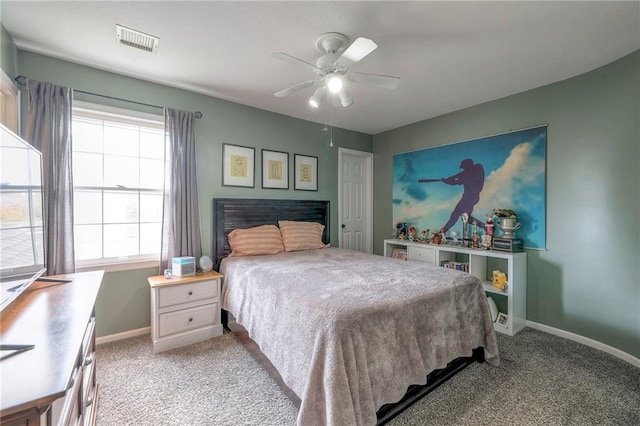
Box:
(338, 149, 373, 253)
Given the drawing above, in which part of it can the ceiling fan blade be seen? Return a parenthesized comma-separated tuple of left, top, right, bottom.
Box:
(335, 37, 377, 68)
(273, 80, 318, 97)
(348, 72, 400, 89)
(272, 52, 321, 73)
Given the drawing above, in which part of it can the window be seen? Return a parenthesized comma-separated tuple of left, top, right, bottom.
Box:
(72, 102, 166, 267)
(0, 67, 21, 133)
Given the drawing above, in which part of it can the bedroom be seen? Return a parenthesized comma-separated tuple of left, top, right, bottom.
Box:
(0, 1, 638, 425)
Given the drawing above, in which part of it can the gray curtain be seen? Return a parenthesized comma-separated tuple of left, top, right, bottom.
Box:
(160, 108, 202, 272)
(25, 79, 75, 275)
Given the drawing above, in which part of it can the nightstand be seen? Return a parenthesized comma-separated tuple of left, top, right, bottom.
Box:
(147, 271, 223, 353)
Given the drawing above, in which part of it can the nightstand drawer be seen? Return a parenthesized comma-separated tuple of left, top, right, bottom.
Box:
(159, 303, 219, 337)
(407, 246, 436, 264)
(158, 279, 219, 308)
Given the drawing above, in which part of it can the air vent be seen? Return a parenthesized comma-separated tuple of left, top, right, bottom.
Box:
(116, 24, 159, 53)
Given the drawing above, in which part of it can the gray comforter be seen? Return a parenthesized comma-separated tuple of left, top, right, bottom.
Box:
(221, 247, 499, 426)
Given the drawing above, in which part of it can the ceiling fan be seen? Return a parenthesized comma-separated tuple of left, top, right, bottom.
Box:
(272, 32, 400, 108)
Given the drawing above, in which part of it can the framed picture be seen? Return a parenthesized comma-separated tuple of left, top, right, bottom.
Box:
(294, 154, 318, 191)
(261, 149, 289, 189)
(496, 312, 508, 327)
(222, 144, 255, 187)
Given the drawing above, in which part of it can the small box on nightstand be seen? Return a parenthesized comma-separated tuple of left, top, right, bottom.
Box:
(172, 256, 196, 277)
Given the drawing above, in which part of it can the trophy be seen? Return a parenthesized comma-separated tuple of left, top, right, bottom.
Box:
(493, 213, 524, 252)
(497, 216, 521, 239)
(461, 213, 469, 246)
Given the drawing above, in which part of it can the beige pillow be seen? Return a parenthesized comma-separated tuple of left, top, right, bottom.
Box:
(278, 220, 329, 252)
(227, 224, 285, 256)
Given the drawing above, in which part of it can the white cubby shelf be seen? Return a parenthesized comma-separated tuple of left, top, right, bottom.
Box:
(383, 239, 527, 336)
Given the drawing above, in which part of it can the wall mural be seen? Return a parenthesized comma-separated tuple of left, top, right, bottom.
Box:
(393, 126, 547, 249)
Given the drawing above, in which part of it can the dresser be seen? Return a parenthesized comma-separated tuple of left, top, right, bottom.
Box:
(0, 270, 103, 426)
(148, 271, 223, 353)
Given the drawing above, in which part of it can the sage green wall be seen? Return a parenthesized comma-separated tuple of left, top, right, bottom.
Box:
(373, 50, 640, 358)
(0, 22, 18, 77)
(16, 50, 372, 338)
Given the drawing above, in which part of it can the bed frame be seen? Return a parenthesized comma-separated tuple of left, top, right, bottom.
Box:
(213, 197, 484, 425)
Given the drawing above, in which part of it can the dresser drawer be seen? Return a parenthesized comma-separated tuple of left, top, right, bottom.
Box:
(158, 279, 219, 308)
(159, 303, 219, 337)
(407, 246, 436, 264)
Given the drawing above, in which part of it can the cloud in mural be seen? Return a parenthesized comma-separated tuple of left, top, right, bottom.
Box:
(477, 141, 540, 213)
(403, 184, 428, 202)
(397, 156, 416, 183)
(395, 156, 430, 202)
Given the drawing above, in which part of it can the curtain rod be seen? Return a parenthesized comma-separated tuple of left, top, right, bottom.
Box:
(14, 75, 203, 119)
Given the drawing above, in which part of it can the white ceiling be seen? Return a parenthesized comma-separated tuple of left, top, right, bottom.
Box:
(2, 1, 639, 135)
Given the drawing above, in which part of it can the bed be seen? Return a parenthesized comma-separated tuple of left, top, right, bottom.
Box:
(214, 198, 499, 426)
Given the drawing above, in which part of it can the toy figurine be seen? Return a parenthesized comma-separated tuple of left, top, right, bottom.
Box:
(450, 230, 459, 245)
(492, 270, 508, 292)
(486, 216, 494, 237)
(408, 226, 417, 241)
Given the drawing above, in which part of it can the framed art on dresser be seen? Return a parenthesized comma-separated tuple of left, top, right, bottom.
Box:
(223, 143, 255, 187)
(262, 149, 289, 189)
(294, 154, 318, 191)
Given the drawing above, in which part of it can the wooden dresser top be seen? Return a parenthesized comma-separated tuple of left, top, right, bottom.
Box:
(0, 270, 103, 416)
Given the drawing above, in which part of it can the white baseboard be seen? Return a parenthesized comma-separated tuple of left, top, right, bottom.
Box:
(526, 321, 640, 368)
(96, 326, 150, 345)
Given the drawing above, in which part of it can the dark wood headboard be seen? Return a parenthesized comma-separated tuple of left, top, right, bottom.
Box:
(212, 198, 330, 269)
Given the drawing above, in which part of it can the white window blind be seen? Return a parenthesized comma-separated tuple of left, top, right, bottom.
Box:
(71, 102, 166, 267)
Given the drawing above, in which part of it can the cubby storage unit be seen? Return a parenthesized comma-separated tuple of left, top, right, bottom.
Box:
(383, 239, 527, 336)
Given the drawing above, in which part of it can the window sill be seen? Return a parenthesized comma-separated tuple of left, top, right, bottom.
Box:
(75, 259, 159, 273)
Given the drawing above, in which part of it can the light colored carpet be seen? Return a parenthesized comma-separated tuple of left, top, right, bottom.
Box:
(96, 328, 640, 425)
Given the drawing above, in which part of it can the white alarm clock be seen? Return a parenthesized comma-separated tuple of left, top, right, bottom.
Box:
(199, 255, 213, 273)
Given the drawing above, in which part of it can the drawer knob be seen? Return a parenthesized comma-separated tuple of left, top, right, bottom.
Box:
(84, 353, 94, 366)
(188, 291, 193, 296)
(188, 317, 193, 322)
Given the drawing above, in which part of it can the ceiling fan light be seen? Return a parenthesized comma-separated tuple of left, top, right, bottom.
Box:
(338, 89, 354, 107)
(326, 73, 343, 93)
(308, 87, 326, 109)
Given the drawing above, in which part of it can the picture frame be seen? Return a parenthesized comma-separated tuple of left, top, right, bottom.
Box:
(261, 149, 289, 189)
(496, 312, 508, 327)
(294, 154, 318, 191)
(391, 248, 407, 261)
(222, 143, 255, 187)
